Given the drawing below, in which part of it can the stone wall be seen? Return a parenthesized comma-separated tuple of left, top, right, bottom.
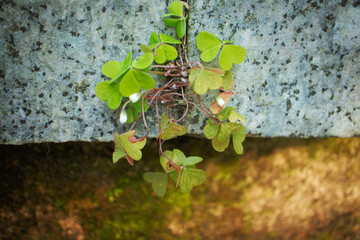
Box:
(1, 0, 359, 144)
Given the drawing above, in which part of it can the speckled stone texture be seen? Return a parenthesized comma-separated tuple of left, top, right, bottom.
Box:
(186, 0, 360, 137)
(1, 0, 359, 144)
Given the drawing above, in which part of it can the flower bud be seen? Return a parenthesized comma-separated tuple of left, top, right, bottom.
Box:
(129, 93, 141, 103)
(119, 110, 127, 123)
(215, 95, 225, 107)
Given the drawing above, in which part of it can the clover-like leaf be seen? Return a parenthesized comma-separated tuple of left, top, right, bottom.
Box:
(222, 71, 234, 90)
(95, 81, 122, 110)
(120, 69, 155, 97)
(143, 172, 168, 197)
(154, 44, 178, 64)
(168, 1, 183, 16)
(212, 131, 230, 152)
(113, 130, 146, 166)
(210, 92, 234, 115)
(233, 124, 246, 155)
(176, 18, 187, 39)
(189, 67, 225, 95)
(102, 52, 132, 83)
(170, 168, 207, 193)
(149, 31, 160, 49)
(160, 150, 182, 173)
(159, 33, 182, 44)
(219, 45, 246, 71)
(218, 122, 241, 142)
(203, 119, 220, 139)
(162, 1, 187, 39)
(132, 52, 153, 70)
(161, 122, 187, 140)
(196, 31, 222, 62)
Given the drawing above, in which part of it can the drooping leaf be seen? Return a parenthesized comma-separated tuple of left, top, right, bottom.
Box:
(119, 69, 155, 97)
(161, 122, 187, 140)
(189, 67, 224, 95)
(154, 44, 178, 64)
(210, 91, 234, 115)
(113, 132, 126, 164)
(117, 130, 146, 161)
(132, 52, 153, 69)
(218, 122, 241, 142)
(160, 150, 183, 173)
(95, 81, 122, 110)
(212, 131, 230, 152)
(196, 31, 222, 62)
(233, 124, 246, 155)
(143, 172, 168, 197)
(219, 45, 246, 71)
(203, 119, 220, 139)
(176, 18, 187, 39)
(173, 149, 187, 163)
(126, 106, 138, 124)
(159, 33, 182, 44)
(171, 168, 206, 193)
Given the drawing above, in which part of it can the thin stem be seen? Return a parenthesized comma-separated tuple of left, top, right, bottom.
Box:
(174, 87, 189, 123)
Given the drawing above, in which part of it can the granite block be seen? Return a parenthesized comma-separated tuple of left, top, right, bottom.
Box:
(1, 0, 359, 144)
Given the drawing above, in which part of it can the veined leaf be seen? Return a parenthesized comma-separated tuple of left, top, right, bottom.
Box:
(120, 69, 155, 97)
(218, 122, 241, 142)
(154, 44, 178, 64)
(229, 109, 246, 123)
(212, 131, 230, 152)
(143, 172, 168, 197)
(113, 132, 126, 163)
(160, 150, 183, 173)
(219, 45, 246, 71)
(118, 130, 146, 161)
(161, 122, 187, 140)
(189, 67, 224, 94)
(171, 168, 207, 193)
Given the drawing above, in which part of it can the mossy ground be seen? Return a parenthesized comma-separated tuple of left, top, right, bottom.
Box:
(1, 137, 360, 239)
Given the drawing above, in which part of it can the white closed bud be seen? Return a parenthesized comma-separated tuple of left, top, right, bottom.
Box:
(129, 93, 141, 103)
(215, 95, 225, 107)
(119, 110, 127, 123)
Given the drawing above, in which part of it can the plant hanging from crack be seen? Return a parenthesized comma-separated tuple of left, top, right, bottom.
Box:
(95, 1, 247, 197)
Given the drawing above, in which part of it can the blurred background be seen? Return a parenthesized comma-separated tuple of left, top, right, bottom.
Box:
(1, 137, 359, 240)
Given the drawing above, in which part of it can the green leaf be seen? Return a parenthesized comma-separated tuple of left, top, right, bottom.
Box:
(149, 31, 160, 49)
(190, 67, 224, 95)
(229, 110, 246, 123)
(173, 149, 187, 163)
(177, 168, 207, 193)
(159, 33, 182, 44)
(119, 130, 146, 160)
(203, 119, 220, 139)
(108, 51, 133, 83)
(233, 125, 246, 155)
(219, 45, 246, 71)
(143, 172, 168, 197)
(120, 69, 155, 97)
(161, 122, 187, 140)
(212, 131, 230, 152)
(154, 44, 178, 64)
(222, 71, 233, 90)
(132, 52, 154, 70)
(113, 132, 126, 163)
(160, 150, 183, 173)
(95, 81, 122, 110)
(196, 31, 222, 62)
(102, 61, 122, 78)
(132, 98, 148, 113)
(125, 99, 148, 124)
(168, 1, 183, 16)
(217, 106, 233, 121)
(161, 13, 181, 18)
(163, 18, 180, 27)
(181, 156, 203, 166)
(176, 18, 186, 39)
(218, 122, 241, 142)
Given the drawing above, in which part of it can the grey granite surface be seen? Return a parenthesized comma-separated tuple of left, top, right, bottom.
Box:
(1, 0, 359, 144)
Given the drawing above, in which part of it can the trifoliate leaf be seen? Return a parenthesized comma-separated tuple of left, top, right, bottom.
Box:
(196, 31, 222, 62)
(212, 131, 230, 152)
(143, 172, 168, 197)
(154, 44, 178, 64)
(132, 52, 154, 70)
(229, 110, 246, 123)
(95, 81, 122, 110)
(171, 168, 207, 193)
(163, 18, 180, 27)
(173, 149, 187, 163)
(233, 124, 246, 155)
(203, 119, 220, 139)
(159, 33, 182, 44)
(219, 45, 246, 71)
(161, 122, 187, 140)
(189, 67, 224, 95)
(120, 69, 155, 97)
(218, 122, 241, 142)
(118, 130, 146, 161)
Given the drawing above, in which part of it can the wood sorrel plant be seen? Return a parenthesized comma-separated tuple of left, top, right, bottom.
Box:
(95, 1, 246, 197)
